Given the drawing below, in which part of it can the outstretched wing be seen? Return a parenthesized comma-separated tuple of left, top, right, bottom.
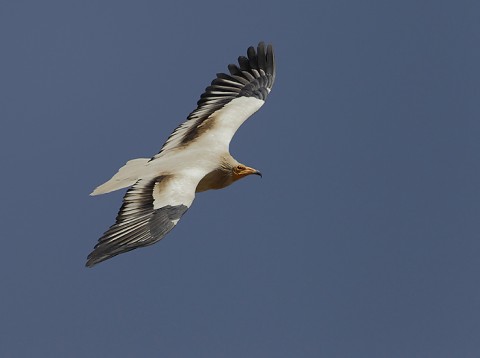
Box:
(152, 42, 276, 159)
(87, 42, 276, 266)
(86, 174, 197, 267)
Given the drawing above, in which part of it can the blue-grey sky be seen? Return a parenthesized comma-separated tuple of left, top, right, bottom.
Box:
(1, 1, 479, 357)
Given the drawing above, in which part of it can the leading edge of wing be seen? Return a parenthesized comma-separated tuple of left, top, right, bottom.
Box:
(86, 175, 193, 267)
(153, 42, 275, 158)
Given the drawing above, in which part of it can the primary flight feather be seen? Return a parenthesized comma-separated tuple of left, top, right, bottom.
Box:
(87, 42, 276, 267)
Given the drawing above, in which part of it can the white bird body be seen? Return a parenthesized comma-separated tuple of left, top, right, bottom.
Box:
(91, 96, 264, 197)
(87, 43, 275, 267)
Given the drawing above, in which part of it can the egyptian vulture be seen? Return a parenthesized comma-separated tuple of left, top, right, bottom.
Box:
(86, 42, 275, 267)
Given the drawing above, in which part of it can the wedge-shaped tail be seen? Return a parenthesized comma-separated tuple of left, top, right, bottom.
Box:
(91, 158, 149, 196)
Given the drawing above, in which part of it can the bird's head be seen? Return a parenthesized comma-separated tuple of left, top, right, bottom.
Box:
(232, 164, 262, 181)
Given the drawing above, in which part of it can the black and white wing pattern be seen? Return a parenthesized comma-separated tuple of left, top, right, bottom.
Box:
(86, 174, 196, 267)
(152, 42, 276, 158)
(87, 42, 276, 267)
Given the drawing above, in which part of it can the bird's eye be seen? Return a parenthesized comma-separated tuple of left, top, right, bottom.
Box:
(237, 165, 246, 170)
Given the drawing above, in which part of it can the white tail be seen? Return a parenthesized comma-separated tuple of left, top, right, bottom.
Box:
(90, 158, 150, 196)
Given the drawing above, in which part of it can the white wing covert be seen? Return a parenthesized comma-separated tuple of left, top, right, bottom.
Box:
(152, 42, 275, 158)
(86, 174, 196, 267)
(87, 42, 276, 267)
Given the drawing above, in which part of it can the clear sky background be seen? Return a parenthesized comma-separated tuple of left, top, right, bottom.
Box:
(1, 1, 479, 357)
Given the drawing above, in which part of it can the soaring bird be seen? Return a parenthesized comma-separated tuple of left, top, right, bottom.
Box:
(86, 42, 275, 267)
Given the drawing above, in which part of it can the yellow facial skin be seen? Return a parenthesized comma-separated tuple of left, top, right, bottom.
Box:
(232, 165, 262, 180)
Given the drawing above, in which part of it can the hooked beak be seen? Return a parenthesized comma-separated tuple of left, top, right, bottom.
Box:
(245, 166, 262, 178)
(237, 166, 262, 179)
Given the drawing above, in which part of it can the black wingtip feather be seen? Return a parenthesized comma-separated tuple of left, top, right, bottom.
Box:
(257, 42, 267, 71)
(238, 56, 251, 71)
(228, 64, 241, 76)
(193, 41, 276, 116)
(155, 42, 276, 155)
(266, 43, 275, 78)
(247, 46, 258, 70)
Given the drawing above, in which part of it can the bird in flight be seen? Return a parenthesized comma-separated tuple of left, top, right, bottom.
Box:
(86, 42, 276, 267)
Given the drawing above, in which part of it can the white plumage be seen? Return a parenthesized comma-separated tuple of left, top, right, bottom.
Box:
(86, 42, 275, 267)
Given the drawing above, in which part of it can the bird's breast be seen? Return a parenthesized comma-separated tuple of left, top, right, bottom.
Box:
(195, 167, 232, 193)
